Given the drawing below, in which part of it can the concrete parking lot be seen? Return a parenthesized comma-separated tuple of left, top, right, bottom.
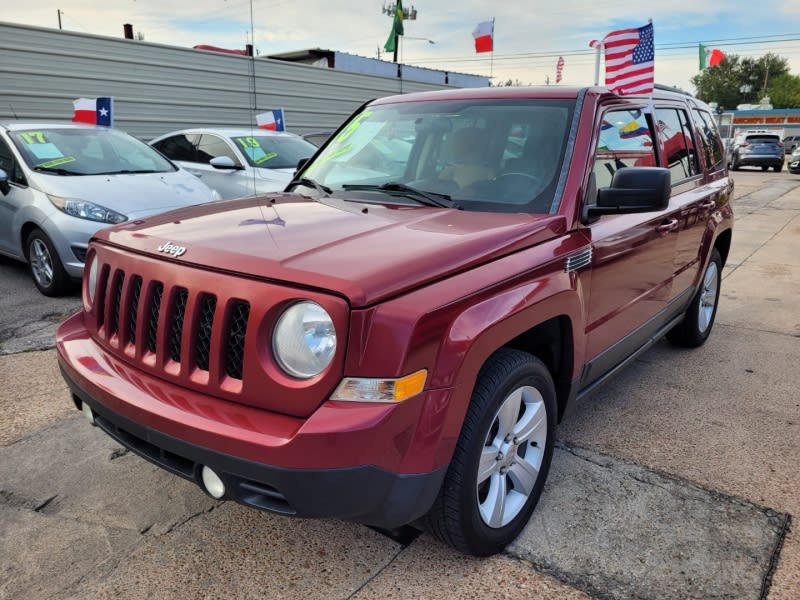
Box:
(1, 169, 798, 599)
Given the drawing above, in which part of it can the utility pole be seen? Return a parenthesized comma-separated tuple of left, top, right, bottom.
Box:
(57, 9, 62, 30)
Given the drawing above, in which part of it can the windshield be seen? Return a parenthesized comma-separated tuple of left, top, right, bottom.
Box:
(299, 98, 575, 213)
(231, 135, 317, 169)
(10, 127, 176, 175)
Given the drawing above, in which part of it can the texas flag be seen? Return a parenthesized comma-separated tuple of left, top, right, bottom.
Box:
(472, 20, 494, 53)
(256, 109, 285, 131)
(72, 97, 114, 126)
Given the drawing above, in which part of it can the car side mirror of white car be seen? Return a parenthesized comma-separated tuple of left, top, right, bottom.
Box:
(0, 169, 10, 196)
(210, 156, 243, 170)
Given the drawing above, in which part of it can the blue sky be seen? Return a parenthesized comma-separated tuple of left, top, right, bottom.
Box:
(5, 1, 800, 94)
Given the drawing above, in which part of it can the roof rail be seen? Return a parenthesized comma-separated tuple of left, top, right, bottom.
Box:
(653, 83, 694, 97)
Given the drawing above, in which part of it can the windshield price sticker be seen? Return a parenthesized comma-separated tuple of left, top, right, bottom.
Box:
(254, 151, 277, 164)
(38, 156, 76, 169)
(235, 137, 277, 164)
(20, 131, 48, 144)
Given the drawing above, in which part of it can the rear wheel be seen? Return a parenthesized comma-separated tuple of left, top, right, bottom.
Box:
(423, 348, 556, 556)
(667, 248, 722, 348)
(775, 164, 783, 172)
(731, 155, 740, 171)
(25, 228, 71, 296)
(761, 166, 769, 172)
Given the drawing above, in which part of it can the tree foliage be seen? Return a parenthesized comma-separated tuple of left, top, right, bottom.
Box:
(692, 53, 798, 109)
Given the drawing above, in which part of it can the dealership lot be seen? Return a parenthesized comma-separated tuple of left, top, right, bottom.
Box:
(1, 169, 798, 599)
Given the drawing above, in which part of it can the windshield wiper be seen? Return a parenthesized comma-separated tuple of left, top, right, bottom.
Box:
(341, 182, 455, 208)
(286, 177, 331, 196)
(93, 169, 162, 175)
(33, 166, 82, 176)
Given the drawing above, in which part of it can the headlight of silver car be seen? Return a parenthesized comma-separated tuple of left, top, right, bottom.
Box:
(48, 194, 127, 224)
(273, 301, 336, 379)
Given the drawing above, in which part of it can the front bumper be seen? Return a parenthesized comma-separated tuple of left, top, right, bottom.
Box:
(57, 312, 450, 528)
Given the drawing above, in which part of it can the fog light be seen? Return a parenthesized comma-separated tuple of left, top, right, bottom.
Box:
(201, 466, 226, 499)
(81, 402, 95, 425)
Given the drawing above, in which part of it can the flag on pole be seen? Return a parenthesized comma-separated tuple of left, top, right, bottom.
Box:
(472, 20, 494, 53)
(256, 109, 285, 131)
(72, 97, 114, 126)
(384, 1, 405, 53)
(556, 56, 565, 83)
(699, 44, 726, 70)
(601, 22, 654, 95)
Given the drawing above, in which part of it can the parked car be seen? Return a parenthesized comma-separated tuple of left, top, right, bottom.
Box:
(302, 130, 335, 147)
(782, 135, 800, 155)
(0, 122, 219, 296)
(727, 131, 784, 171)
(57, 86, 733, 556)
(150, 128, 317, 199)
(788, 146, 800, 174)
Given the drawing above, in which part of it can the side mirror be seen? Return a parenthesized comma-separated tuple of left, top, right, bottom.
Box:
(210, 156, 242, 170)
(0, 169, 10, 196)
(586, 167, 670, 219)
(294, 157, 309, 175)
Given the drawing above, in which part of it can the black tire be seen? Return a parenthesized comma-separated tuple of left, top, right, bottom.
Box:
(775, 164, 783, 172)
(667, 248, 722, 348)
(731, 154, 740, 171)
(761, 166, 769, 172)
(423, 348, 557, 556)
(25, 228, 71, 296)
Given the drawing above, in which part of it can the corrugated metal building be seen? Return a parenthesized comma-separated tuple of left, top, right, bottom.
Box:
(0, 22, 483, 141)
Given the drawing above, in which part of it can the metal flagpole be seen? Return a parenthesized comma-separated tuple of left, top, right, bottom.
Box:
(593, 42, 602, 85)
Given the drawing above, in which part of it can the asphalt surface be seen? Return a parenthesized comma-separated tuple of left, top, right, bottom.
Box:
(1, 168, 798, 599)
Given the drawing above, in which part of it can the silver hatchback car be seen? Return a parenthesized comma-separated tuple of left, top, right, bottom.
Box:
(150, 128, 318, 199)
(0, 122, 220, 296)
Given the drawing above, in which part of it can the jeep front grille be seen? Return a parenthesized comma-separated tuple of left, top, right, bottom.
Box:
(96, 270, 250, 382)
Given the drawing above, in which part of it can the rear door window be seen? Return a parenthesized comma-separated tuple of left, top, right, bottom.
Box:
(655, 108, 699, 182)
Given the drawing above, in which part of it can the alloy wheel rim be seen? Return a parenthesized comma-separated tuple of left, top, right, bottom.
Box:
(698, 261, 719, 333)
(30, 239, 54, 288)
(477, 385, 547, 528)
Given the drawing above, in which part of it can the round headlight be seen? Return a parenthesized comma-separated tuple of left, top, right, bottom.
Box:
(87, 254, 99, 306)
(273, 301, 336, 379)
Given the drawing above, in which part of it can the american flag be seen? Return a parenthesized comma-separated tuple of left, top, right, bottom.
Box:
(603, 22, 654, 95)
(556, 56, 565, 83)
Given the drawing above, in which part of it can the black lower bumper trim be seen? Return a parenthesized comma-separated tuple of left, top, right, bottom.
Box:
(62, 366, 446, 528)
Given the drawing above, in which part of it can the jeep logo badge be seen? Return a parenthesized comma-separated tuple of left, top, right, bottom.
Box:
(157, 242, 187, 257)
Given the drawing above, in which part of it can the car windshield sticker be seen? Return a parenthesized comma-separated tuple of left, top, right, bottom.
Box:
(38, 156, 76, 169)
(254, 151, 278, 165)
(19, 131, 67, 161)
(28, 143, 65, 160)
(235, 137, 278, 165)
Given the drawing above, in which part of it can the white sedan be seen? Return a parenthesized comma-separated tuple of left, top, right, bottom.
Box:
(150, 128, 318, 199)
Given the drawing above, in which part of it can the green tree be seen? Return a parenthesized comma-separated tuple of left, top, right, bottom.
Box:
(767, 73, 800, 108)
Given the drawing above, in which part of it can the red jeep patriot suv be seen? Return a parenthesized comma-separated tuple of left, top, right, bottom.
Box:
(57, 86, 733, 556)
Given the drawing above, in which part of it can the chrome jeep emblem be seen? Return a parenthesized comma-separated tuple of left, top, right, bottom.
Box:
(157, 242, 187, 257)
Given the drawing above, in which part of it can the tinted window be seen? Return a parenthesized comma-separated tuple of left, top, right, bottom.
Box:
(0, 137, 27, 185)
(691, 110, 725, 170)
(231, 135, 316, 169)
(593, 109, 656, 189)
(655, 108, 698, 181)
(10, 128, 176, 175)
(196, 135, 238, 164)
(745, 135, 780, 144)
(153, 134, 198, 162)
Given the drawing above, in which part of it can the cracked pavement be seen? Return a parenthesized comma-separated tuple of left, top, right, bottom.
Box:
(1, 170, 799, 599)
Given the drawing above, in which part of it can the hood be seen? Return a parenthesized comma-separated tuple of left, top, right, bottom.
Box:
(28, 170, 216, 219)
(99, 194, 565, 307)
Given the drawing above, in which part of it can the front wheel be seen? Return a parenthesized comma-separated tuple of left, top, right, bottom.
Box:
(26, 228, 71, 296)
(423, 348, 556, 556)
(667, 248, 722, 348)
(774, 164, 783, 172)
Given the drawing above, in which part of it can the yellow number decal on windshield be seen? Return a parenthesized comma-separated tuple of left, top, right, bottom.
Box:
(20, 131, 47, 144)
